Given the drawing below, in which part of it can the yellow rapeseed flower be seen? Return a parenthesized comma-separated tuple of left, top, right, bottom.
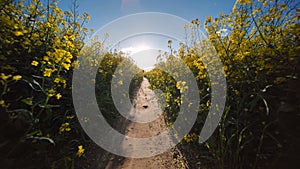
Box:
(1, 73, 12, 80)
(76, 145, 85, 157)
(43, 68, 53, 77)
(56, 93, 62, 100)
(54, 77, 60, 83)
(12, 75, 22, 81)
(14, 31, 23, 36)
(206, 100, 210, 107)
(45, 22, 51, 28)
(31, 61, 39, 66)
(43, 56, 49, 61)
(0, 100, 5, 105)
(69, 35, 75, 41)
(66, 115, 75, 119)
(62, 63, 71, 70)
(48, 89, 56, 97)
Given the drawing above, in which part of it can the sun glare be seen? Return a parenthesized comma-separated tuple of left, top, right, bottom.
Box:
(121, 44, 151, 54)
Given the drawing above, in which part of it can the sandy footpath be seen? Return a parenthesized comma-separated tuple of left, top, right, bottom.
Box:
(104, 77, 188, 169)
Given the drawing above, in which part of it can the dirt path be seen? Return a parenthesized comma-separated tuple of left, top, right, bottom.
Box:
(105, 77, 187, 169)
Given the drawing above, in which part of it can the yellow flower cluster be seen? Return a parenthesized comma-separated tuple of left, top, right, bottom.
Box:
(174, 97, 182, 106)
(59, 122, 71, 134)
(240, 0, 253, 5)
(184, 133, 198, 143)
(44, 48, 73, 71)
(43, 68, 55, 77)
(54, 77, 67, 88)
(176, 81, 188, 93)
(0, 73, 22, 81)
(0, 0, 93, 167)
(47, 89, 62, 100)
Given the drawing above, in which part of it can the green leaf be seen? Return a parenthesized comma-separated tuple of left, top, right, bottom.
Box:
(21, 98, 33, 106)
(205, 142, 211, 149)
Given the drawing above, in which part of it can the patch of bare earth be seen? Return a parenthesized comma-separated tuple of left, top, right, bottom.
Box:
(104, 77, 188, 169)
(76, 78, 188, 169)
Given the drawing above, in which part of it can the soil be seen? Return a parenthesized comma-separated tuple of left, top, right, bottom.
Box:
(78, 77, 188, 169)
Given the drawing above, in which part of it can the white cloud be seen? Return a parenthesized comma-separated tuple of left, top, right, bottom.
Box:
(216, 28, 231, 37)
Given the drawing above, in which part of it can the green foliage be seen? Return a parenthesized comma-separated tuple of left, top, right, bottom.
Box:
(145, 0, 299, 168)
(0, 1, 144, 167)
(1, 0, 299, 168)
(78, 37, 144, 123)
(0, 0, 91, 168)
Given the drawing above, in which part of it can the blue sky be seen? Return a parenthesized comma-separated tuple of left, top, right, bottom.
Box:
(58, 0, 236, 70)
(58, 0, 236, 31)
